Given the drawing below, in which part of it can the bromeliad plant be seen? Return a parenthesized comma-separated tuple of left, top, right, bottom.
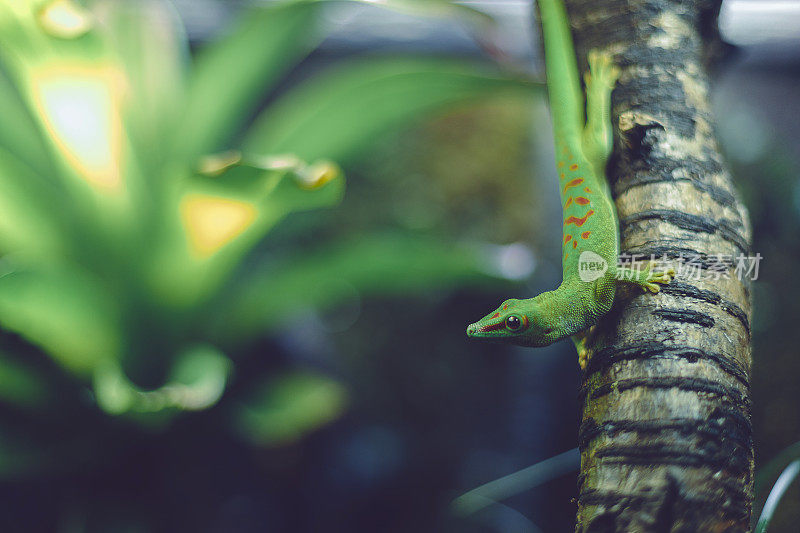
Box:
(0, 0, 538, 420)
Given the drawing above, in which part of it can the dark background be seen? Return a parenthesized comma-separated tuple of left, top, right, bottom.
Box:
(1, 1, 798, 531)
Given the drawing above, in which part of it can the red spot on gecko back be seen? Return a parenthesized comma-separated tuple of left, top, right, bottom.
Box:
(564, 210, 595, 227)
(564, 235, 572, 244)
(572, 240, 578, 248)
(569, 164, 578, 171)
(584, 187, 592, 193)
(582, 231, 591, 239)
(491, 312, 500, 319)
(562, 178, 584, 194)
(565, 197, 573, 208)
(575, 196, 590, 205)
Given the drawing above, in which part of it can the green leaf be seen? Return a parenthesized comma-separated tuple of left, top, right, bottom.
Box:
(93, 344, 232, 415)
(168, 344, 232, 410)
(339, 0, 493, 26)
(0, 2, 153, 241)
(96, 0, 188, 163)
(0, 266, 120, 375)
(0, 146, 68, 256)
(0, 67, 55, 179)
(173, 1, 322, 161)
(147, 157, 344, 306)
(755, 459, 800, 533)
(168, 0, 496, 162)
(215, 233, 506, 341)
(194, 155, 345, 219)
(243, 56, 542, 163)
(234, 371, 348, 447)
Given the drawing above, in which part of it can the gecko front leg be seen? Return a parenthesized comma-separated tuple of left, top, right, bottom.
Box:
(572, 325, 598, 370)
(617, 260, 676, 293)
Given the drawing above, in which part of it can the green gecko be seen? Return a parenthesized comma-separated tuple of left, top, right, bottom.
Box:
(465, 0, 674, 368)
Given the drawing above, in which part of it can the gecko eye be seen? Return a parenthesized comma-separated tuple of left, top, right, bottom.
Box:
(505, 315, 523, 331)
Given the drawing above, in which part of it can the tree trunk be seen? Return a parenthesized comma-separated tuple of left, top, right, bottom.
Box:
(562, 1, 755, 531)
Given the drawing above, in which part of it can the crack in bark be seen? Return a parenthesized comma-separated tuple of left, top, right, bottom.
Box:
(594, 444, 746, 472)
(585, 376, 748, 405)
(651, 308, 716, 328)
(578, 412, 753, 450)
(620, 209, 749, 254)
(615, 172, 738, 211)
(584, 340, 750, 388)
(659, 281, 750, 337)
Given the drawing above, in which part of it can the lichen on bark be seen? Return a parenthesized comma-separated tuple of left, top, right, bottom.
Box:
(560, 1, 754, 531)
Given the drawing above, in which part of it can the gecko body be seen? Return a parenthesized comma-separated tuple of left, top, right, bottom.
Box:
(466, 0, 674, 367)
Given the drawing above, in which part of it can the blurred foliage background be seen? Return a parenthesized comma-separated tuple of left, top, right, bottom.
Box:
(0, 0, 797, 532)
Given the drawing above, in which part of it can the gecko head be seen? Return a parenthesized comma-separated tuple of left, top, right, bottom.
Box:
(466, 297, 559, 347)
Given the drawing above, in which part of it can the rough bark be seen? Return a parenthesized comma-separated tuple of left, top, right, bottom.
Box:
(563, 1, 754, 531)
